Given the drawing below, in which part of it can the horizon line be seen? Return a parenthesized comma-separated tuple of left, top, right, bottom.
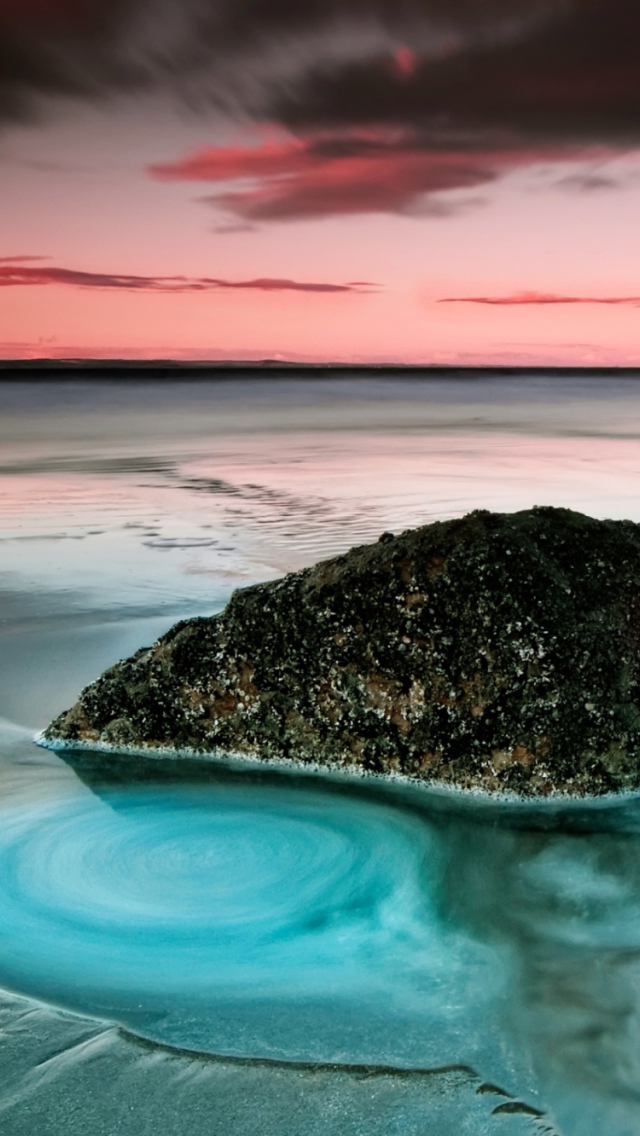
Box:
(1, 358, 640, 378)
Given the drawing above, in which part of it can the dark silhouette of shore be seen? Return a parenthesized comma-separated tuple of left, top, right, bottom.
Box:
(2, 359, 640, 380)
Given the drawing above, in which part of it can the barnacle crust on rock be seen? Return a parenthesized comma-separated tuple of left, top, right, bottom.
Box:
(42, 507, 640, 797)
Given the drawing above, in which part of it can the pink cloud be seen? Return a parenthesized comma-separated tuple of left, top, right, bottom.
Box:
(393, 47, 419, 79)
(149, 130, 556, 222)
(0, 254, 48, 263)
(0, 259, 375, 294)
(439, 291, 640, 306)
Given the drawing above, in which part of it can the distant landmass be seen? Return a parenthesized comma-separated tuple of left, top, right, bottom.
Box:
(2, 359, 640, 379)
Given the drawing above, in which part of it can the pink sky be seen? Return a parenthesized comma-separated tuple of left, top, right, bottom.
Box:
(2, 0, 640, 363)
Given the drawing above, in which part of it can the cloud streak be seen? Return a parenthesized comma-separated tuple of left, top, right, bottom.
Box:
(151, 130, 552, 221)
(0, 1, 550, 125)
(0, 254, 48, 263)
(0, 259, 373, 293)
(439, 291, 640, 306)
(2, 2, 640, 148)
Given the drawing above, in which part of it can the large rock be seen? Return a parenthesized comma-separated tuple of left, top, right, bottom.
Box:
(43, 507, 640, 797)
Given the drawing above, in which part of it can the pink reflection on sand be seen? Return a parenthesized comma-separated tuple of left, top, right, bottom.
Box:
(181, 431, 640, 568)
(1, 434, 639, 597)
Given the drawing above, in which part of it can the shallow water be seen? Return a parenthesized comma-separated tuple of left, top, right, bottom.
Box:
(2, 374, 640, 1134)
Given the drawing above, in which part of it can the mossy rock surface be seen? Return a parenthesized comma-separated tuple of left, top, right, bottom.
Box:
(44, 507, 640, 797)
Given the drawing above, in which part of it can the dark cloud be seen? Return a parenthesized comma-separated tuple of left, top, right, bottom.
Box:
(0, 1, 542, 124)
(555, 171, 622, 192)
(0, 259, 372, 292)
(2, 2, 639, 146)
(439, 291, 640, 305)
(271, 1, 640, 144)
(4, 2, 640, 221)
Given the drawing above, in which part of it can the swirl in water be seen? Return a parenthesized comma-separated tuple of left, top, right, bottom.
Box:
(2, 785, 428, 986)
(0, 778, 505, 1063)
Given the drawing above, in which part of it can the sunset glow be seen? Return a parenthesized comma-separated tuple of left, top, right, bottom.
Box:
(2, 0, 640, 362)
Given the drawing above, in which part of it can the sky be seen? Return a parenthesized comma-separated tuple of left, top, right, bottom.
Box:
(2, 0, 640, 363)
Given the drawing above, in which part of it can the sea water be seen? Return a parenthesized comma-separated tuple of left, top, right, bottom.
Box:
(2, 373, 640, 1135)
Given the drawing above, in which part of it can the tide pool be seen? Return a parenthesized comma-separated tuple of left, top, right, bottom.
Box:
(0, 769, 514, 1072)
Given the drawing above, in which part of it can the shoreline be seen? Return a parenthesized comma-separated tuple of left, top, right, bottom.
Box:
(3, 361, 640, 380)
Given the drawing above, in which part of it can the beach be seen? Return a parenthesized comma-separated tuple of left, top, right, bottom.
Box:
(2, 373, 640, 1134)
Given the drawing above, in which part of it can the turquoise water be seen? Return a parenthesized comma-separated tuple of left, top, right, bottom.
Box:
(0, 781, 436, 1009)
(2, 375, 640, 1134)
(0, 772, 505, 1065)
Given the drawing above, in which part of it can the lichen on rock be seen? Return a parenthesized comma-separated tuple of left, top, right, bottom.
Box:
(43, 507, 640, 797)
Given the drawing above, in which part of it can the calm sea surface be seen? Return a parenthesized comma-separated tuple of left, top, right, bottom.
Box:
(2, 374, 640, 1135)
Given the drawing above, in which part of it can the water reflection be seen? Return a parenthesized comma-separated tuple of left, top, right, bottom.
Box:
(425, 796, 640, 1134)
(2, 378, 640, 622)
